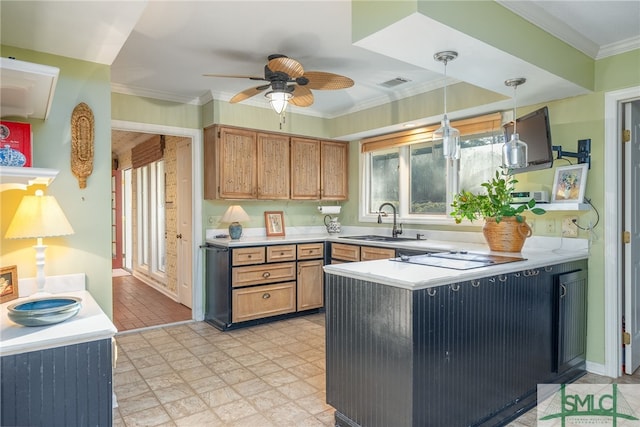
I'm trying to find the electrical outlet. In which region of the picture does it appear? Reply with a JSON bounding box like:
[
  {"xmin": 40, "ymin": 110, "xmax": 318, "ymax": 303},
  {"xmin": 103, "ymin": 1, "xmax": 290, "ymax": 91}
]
[
  {"xmin": 561, "ymin": 216, "xmax": 578, "ymax": 237},
  {"xmin": 545, "ymin": 220, "xmax": 556, "ymax": 234}
]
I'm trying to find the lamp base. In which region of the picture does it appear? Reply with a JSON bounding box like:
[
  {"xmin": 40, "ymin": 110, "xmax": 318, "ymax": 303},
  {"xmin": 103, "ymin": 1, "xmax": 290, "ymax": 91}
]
[{"xmin": 228, "ymin": 222, "xmax": 243, "ymax": 240}]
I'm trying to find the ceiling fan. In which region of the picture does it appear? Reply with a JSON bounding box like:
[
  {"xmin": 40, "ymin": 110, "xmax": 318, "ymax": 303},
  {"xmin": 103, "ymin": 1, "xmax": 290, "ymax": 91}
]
[{"xmin": 204, "ymin": 54, "xmax": 354, "ymax": 113}]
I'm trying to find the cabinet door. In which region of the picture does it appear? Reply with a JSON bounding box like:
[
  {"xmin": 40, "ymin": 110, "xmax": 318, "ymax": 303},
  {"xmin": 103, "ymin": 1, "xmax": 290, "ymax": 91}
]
[
  {"xmin": 360, "ymin": 246, "xmax": 395, "ymax": 261},
  {"xmin": 321, "ymin": 140, "xmax": 349, "ymax": 200},
  {"xmin": 219, "ymin": 127, "xmax": 257, "ymax": 199},
  {"xmin": 232, "ymin": 282, "xmax": 296, "ymax": 323},
  {"xmin": 257, "ymin": 133, "xmax": 290, "ymax": 199},
  {"xmin": 331, "ymin": 243, "xmax": 360, "ymax": 262},
  {"xmin": 290, "ymin": 137, "xmax": 320, "ymax": 199},
  {"xmin": 298, "ymin": 260, "xmax": 324, "ymax": 311},
  {"xmin": 556, "ymin": 269, "xmax": 588, "ymax": 373}
]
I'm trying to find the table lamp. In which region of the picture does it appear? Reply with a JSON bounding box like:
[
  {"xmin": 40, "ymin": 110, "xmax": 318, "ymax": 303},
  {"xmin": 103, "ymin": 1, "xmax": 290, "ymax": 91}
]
[
  {"xmin": 221, "ymin": 205, "xmax": 250, "ymax": 240},
  {"xmin": 5, "ymin": 189, "xmax": 74, "ymax": 293}
]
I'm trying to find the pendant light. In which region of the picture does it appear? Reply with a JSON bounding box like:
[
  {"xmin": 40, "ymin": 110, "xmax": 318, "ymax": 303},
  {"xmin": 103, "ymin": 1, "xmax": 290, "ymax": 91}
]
[
  {"xmin": 502, "ymin": 78, "xmax": 528, "ymax": 169},
  {"xmin": 433, "ymin": 51, "xmax": 460, "ymax": 160}
]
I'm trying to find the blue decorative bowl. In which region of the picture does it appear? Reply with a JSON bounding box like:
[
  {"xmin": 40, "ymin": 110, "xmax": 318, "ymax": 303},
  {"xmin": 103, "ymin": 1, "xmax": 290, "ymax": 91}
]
[{"xmin": 7, "ymin": 296, "xmax": 82, "ymax": 327}]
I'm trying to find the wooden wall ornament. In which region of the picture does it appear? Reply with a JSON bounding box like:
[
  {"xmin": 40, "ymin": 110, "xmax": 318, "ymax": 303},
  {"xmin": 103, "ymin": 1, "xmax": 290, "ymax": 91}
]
[{"xmin": 71, "ymin": 102, "xmax": 94, "ymax": 188}]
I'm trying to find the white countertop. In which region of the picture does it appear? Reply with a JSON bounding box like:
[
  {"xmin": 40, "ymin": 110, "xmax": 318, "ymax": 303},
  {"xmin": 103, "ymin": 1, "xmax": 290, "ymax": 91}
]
[
  {"xmin": 323, "ymin": 243, "xmax": 589, "ymax": 290},
  {"xmin": 0, "ymin": 277, "xmax": 117, "ymax": 357}
]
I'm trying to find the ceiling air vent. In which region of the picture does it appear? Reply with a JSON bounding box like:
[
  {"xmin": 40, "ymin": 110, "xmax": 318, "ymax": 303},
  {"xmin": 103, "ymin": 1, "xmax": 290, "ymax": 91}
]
[{"xmin": 379, "ymin": 77, "xmax": 411, "ymax": 88}]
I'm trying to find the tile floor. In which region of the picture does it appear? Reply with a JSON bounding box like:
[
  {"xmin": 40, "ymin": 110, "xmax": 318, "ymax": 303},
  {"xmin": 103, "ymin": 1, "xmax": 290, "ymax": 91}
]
[
  {"xmin": 113, "ymin": 274, "xmax": 192, "ymax": 332},
  {"xmin": 112, "ymin": 313, "xmax": 639, "ymax": 427}
]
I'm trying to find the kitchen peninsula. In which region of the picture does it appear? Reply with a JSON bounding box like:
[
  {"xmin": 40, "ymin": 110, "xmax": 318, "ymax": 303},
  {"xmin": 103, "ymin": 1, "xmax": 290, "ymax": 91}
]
[{"xmin": 323, "ymin": 243, "xmax": 589, "ymax": 427}]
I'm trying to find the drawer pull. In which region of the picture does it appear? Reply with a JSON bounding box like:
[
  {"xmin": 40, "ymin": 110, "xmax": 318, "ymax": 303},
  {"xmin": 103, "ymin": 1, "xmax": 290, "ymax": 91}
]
[
  {"xmin": 262, "ymin": 293, "xmax": 271, "ymax": 299},
  {"xmin": 247, "ymin": 254, "xmax": 252, "ymax": 258},
  {"xmin": 280, "ymin": 252, "xmax": 285, "ymax": 256},
  {"xmin": 262, "ymin": 272, "xmax": 271, "ymax": 278}
]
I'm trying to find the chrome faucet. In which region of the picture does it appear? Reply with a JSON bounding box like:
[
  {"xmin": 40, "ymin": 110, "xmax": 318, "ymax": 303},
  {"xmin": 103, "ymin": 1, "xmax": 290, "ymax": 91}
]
[{"xmin": 377, "ymin": 203, "xmax": 402, "ymax": 238}]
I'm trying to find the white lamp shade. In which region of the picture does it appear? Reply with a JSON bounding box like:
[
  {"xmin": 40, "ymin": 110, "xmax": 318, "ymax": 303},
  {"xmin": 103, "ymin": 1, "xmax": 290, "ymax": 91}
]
[
  {"xmin": 221, "ymin": 205, "xmax": 250, "ymax": 224},
  {"xmin": 5, "ymin": 190, "xmax": 74, "ymax": 239}
]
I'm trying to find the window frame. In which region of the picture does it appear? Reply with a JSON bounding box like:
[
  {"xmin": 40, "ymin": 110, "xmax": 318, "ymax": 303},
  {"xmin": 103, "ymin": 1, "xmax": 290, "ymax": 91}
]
[{"xmin": 359, "ymin": 112, "xmax": 505, "ymax": 226}]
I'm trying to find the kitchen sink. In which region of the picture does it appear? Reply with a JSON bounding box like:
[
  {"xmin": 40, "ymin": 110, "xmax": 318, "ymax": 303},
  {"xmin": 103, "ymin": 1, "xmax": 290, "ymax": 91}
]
[{"xmin": 339, "ymin": 235, "xmax": 419, "ymax": 242}]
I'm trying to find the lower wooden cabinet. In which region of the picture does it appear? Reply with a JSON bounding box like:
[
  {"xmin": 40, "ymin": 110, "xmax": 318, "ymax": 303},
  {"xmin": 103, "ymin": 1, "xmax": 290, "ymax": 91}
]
[
  {"xmin": 297, "ymin": 260, "xmax": 324, "ymax": 310},
  {"xmin": 206, "ymin": 241, "xmax": 325, "ymax": 330},
  {"xmin": 331, "ymin": 242, "xmax": 395, "ymax": 263},
  {"xmin": 232, "ymin": 282, "xmax": 296, "ymax": 323}
]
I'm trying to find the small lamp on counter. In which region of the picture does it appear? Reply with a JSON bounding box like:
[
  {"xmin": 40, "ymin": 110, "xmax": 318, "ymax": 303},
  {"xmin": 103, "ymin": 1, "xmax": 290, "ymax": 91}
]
[
  {"xmin": 221, "ymin": 205, "xmax": 250, "ymax": 240},
  {"xmin": 5, "ymin": 189, "xmax": 75, "ymax": 294}
]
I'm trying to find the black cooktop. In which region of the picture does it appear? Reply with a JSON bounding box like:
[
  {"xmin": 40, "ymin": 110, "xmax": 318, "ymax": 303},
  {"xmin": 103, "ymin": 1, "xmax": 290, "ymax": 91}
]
[{"xmin": 391, "ymin": 251, "xmax": 526, "ymax": 270}]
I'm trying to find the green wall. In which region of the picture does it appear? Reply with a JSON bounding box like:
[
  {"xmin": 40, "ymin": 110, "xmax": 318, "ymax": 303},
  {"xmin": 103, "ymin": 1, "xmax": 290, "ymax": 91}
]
[
  {"xmin": 0, "ymin": 45, "xmax": 113, "ymax": 316},
  {"xmin": 3, "ymin": 14, "xmax": 638, "ymax": 366}
]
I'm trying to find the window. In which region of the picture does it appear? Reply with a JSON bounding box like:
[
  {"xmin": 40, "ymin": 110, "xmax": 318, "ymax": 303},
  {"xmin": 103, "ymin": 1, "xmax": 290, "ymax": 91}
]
[
  {"xmin": 361, "ymin": 113, "xmax": 504, "ymax": 223},
  {"xmin": 136, "ymin": 160, "xmax": 166, "ymax": 278}
]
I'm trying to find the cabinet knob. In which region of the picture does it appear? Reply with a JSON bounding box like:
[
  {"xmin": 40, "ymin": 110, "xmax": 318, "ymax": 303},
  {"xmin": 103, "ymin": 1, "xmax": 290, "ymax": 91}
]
[
  {"xmin": 280, "ymin": 252, "xmax": 284, "ymax": 256},
  {"xmin": 262, "ymin": 271, "xmax": 271, "ymax": 278},
  {"xmin": 247, "ymin": 254, "xmax": 252, "ymax": 258},
  {"xmin": 262, "ymin": 293, "xmax": 271, "ymax": 299}
]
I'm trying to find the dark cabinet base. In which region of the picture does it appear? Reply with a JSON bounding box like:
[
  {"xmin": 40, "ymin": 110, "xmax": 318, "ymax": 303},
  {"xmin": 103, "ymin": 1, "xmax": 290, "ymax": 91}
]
[
  {"xmin": 326, "ymin": 260, "xmax": 588, "ymax": 427},
  {"xmin": 1, "ymin": 339, "xmax": 113, "ymax": 427}
]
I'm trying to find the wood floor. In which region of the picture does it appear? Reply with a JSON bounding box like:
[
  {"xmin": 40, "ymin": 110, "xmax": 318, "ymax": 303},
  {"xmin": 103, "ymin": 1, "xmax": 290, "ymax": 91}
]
[{"xmin": 112, "ymin": 273, "xmax": 192, "ymax": 332}]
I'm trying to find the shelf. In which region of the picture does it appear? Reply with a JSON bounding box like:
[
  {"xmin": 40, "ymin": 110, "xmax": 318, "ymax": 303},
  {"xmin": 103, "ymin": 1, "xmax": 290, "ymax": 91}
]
[
  {"xmin": 0, "ymin": 166, "xmax": 58, "ymax": 191},
  {"xmin": 1, "ymin": 57, "xmax": 59, "ymax": 120},
  {"xmin": 512, "ymin": 202, "xmax": 589, "ymax": 211}
]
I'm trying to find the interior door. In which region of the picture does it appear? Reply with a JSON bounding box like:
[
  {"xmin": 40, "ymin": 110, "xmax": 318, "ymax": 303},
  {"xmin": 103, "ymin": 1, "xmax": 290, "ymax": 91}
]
[
  {"xmin": 111, "ymin": 170, "xmax": 123, "ymax": 269},
  {"xmin": 624, "ymin": 100, "xmax": 640, "ymax": 374},
  {"xmin": 177, "ymin": 139, "xmax": 193, "ymax": 308}
]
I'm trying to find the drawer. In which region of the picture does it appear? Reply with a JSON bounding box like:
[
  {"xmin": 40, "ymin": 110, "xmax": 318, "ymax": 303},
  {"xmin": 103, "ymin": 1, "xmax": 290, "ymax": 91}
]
[
  {"xmin": 360, "ymin": 246, "xmax": 396, "ymax": 261},
  {"xmin": 297, "ymin": 243, "xmax": 324, "ymax": 260},
  {"xmin": 331, "ymin": 243, "xmax": 360, "ymax": 262},
  {"xmin": 232, "ymin": 282, "xmax": 296, "ymax": 323},
  {"xmin": 232, "ymin": 247, "xmax": 266, "ymax": 266},
  {"xmin": 232, "ymin": 262, "xmax": 296, "ymax": 287},
  {"xmin": 266, "ymin": 245, "xmax": 296, "ymax": 262}
]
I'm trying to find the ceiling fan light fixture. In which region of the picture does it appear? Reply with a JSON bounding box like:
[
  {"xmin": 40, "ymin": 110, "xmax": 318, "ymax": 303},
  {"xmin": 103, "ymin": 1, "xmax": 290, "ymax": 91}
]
[
  {"xmin": 433, "ymin": 50, "xmax": 460, "ymax": 160},
  {"xmin": 265, "ymin": 90, "xmax": 292, "ymax": 114}
]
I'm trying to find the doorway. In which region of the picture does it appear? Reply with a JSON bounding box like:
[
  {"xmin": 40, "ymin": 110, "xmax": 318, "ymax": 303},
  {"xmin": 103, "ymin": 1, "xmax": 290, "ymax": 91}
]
[
  {"xmin": 111, "ymin": 120, "xmax": 204, "ymax": 330},
  {"xmin": 604, "ymin": 87, "xmax": 640, "ymax": 377}
]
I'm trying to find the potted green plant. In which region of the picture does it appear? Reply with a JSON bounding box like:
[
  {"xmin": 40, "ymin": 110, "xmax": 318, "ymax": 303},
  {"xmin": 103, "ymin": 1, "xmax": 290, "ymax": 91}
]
[{"xmin": 450, "ymin": 167, "xmax": 545, "ymax": 252}]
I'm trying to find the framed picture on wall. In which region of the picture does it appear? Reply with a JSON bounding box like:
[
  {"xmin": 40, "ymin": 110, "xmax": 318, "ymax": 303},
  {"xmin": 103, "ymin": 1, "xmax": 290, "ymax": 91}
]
[
  {"xmin": 551, "ymin": 164, "xmax": 588, "ymax": 203},
  {"xmin": 0, "ymin": 265, "xmax": 19, "ymax": 303},
  {"xmin": 264, "ymin": 211, "xmax": 285, "ymax": 237}
]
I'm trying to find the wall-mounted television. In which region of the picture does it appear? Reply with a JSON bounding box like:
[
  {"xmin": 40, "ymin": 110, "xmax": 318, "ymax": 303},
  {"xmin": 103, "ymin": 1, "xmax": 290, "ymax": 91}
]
[{"xmin": 503, "ymin": 106, "xmax": 553, "ymax": 174}]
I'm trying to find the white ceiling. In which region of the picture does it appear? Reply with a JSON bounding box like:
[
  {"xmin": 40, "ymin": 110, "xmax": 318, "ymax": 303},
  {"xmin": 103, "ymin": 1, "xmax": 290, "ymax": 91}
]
[{"xmin": 1, "ymin": 1, "xmax": 639, "ymax": 123}]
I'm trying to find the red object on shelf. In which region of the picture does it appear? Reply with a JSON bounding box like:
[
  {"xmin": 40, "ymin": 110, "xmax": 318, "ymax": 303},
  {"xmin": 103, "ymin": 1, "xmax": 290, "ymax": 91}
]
[{"xmin": 0, "ymin": 121, "xmax": 32, "ymax": 167}]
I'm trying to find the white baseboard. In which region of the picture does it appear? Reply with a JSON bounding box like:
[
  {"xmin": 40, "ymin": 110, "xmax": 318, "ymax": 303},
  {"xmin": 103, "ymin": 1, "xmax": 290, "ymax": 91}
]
[{"xmin": 585, "ymin": 360, "xmax": 609, "ymax": 377}]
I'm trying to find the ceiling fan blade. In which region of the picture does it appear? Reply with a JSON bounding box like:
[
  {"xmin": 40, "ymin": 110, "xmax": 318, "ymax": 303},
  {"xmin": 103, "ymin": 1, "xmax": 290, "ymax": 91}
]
[
  {"xmin": 230, "ymin": 86, "xmax": 267, "ymax": 103},
  {"xmin": 289, "ymin": 85, "xmax": 314, "ymax": 107},
  {"xmin": 304, "ymin": 71, "xmax": 354, "ymax": 90},
  {"xmin": 203, "ymin": 73, "xmax": 266, "ymax": 81},
  {"xmin": 268, "ymin": 56, "xmax": 304, "ymax": 78}
]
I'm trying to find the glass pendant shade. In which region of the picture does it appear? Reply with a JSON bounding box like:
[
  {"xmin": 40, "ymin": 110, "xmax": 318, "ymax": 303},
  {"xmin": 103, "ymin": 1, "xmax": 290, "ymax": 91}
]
[
  {"xmin": 502, "ymin": 77, "xmax": 528, "ymax": 169},
  {"xmin": 433, "ymin": 51, "xmax": 460, "ymax": 160},
  {"xmin": 502, "ymin": 133, "xmax": 528, "ymax": 169},
  {"xmin": 434, "ymin": 115, "xmax": 460, "ymax": 160},
  {"xmin": 266, "ymin": 91, "xmax": 292, "ymax": 114}
]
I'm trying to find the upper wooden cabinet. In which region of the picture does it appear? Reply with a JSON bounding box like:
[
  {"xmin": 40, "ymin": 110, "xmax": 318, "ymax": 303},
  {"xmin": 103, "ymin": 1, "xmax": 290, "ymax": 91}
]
[
  {"xmin": 290, "ymin": 137, "xmax": 320, "ymax": 200},
  {"xmin": 257, "ymin": 132, "xmax": 290, "ymax": 200},
  {"xmin": 321, "ymin": 140, "xmax": 349, "ymax": 200},
  {"xmin": 204, "ymin": 124, "xmax": 348, "ymax": 201}
]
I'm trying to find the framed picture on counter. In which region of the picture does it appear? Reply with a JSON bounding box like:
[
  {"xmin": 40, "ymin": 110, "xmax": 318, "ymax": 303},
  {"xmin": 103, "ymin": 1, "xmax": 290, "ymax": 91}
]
[
  {"xmin": 0, "ymin": 265, "xmax": 19, "ymax": 303},
  {"xmin": 551, "ymin": 164, "xmax": 588, "ymax": 203},
  {"xmin": 264, "ymin": 211, "xmax": 285, "ymax": 236}
]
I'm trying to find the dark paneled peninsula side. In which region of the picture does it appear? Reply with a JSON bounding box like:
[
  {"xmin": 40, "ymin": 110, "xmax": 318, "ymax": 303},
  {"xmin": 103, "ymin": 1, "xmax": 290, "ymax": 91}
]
[{"xmin": 325, "ymin": 259, "xmax": 588, "ymax": 427}]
